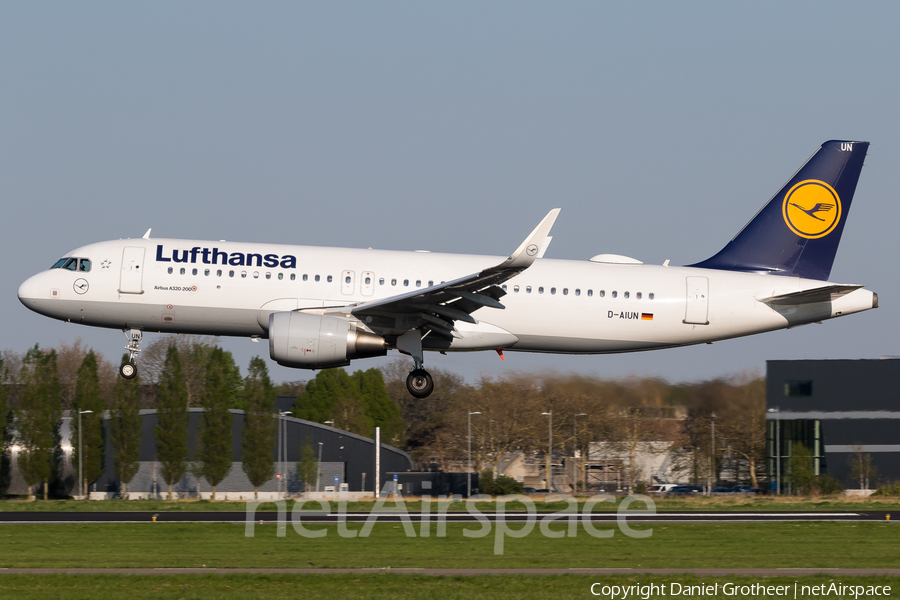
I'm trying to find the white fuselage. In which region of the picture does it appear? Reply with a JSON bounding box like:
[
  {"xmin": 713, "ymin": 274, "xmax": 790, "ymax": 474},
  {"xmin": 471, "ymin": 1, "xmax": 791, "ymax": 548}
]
[{"xmin": 17, "ymin": 238, "xmax": 876, "ymax": 360}]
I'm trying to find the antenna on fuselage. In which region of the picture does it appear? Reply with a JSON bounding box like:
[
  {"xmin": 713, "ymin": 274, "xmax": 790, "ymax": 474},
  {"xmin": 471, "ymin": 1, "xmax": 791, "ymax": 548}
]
[{"xmin": 142, "ymin": 228, "xmax": 152, "ymax": 239}]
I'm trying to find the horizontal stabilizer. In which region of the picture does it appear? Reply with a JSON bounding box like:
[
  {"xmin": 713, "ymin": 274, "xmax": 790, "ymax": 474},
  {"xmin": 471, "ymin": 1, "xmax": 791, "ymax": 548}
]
[{"xmin": 758, "ymin": 284, "xmax": 864, "ymax": 306}]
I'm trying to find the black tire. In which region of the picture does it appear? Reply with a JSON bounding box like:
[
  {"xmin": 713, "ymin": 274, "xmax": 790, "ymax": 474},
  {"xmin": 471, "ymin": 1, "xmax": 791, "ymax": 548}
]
[
  {"xmin": 120, "ymin": 361, "xmax": 137, "ymax": 379},
  {"xmin": 406, "ymin": 369, "xmax": 434, "ymax": 398}
]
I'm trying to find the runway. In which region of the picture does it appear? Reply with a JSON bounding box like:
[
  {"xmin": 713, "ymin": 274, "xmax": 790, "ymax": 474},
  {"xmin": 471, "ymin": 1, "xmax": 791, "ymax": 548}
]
[{"xmin": 0, "ymin": 510, "xmax": 894, "ymax": 523}]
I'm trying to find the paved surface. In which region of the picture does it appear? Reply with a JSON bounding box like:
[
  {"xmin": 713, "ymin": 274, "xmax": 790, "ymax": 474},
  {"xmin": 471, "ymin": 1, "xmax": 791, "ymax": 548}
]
[
  {"xmin": 0, "ymin": 568, "xmax": 898, "ymax": 576},
  {"xmin": 0, "ymin": 510, "xmax": 895, "ymax": 523}
]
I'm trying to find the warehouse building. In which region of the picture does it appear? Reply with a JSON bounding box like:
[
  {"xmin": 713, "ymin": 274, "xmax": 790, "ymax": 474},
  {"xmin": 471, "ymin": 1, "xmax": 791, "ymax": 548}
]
[{"xmin": 766, "ymin": 358, "xmax": 900, "ymax": 492}]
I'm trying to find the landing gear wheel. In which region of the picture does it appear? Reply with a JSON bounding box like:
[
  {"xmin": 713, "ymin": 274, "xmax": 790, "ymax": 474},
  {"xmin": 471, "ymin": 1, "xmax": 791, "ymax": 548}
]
[
  {"xmin": 120, "ymin": 361, "xmax": 137, "ymax": 379},
  {"xmin": 406, "ymin": 369, "xmax": 434, "ymax": 398}
]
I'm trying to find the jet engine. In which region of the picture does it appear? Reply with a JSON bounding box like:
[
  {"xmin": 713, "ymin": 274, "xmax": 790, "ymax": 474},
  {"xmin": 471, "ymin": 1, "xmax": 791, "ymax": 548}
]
[{"xmin": 268, "ymin": 311, "xmax": 386, "ymax": 369}]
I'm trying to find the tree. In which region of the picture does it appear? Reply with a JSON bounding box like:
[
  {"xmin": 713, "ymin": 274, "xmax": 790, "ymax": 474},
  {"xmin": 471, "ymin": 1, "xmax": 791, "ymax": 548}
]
[
  {"xmin": 154, "ymin": 346, "xmax": 189, "ymax": 499},
  {"xmin": 293, "ymin": 368, "xmax": 353, "ymax": 423},
  {"xmin": 198, "ymin": 347, "xmax": 237, "ymax": 499},
  {"xmin": 788, "ymin": 443, "xmax": 816, "ymax": 495},
  {"xmin": 0, "ymin": 355, "xmax": 10, "ymax": 491},
  {"xmin": 241, "ymin": 357, "xmax": 276, "ymax": 499},
  {"xmin": 353, "ymin": 369, "xmax": 405, "ymax": 445},
  {"xmin": 109, "ymin": 354, "xmax": 143, "ymax": 498},
  {"xmin": 296, "ymin": 437, "xmax": 319, "ymax": 494},
  {"xmin": 849, "ymin": 445, "xmax": 877, "ymax": 491},
  {"xmin": 17, "ymin": 345, "xmax": 62, "ymax": 499},
  {"xmin": 72, "ymin": 350, "xmax": 106, "ymax": 496}
]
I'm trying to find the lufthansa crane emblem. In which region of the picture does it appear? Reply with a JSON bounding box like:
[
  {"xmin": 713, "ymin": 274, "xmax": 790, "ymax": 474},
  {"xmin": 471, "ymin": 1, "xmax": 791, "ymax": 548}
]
[
  {"xmin": 526, "ymin": 244, "xmax": 539, "ymax": 257},
  {"xmin": 73, "ymin": 278, "xmax": 89, "ymax": 295}
]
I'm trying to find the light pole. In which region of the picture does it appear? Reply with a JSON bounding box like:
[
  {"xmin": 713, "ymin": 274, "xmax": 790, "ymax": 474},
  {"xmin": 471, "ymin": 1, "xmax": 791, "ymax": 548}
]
[
  {"xmin": 542, "ymin": 411, "xmax": 553, "ymax": 491},
  {"xmin": 78, "ymin": 410, "xmax": 93, "ymax": 500},
  {"xmin": 710, "ymin": 412, "xmax": 717, "ymax": 495},
  {"xmin": 573, "ymin": 413, "xmax": 587, "ymax": 494},
  {"xmin": 317, "ymin": 442, "xmax": 323, "ymax": 492},
  {"xmin": 467, "ymin": 411, "xmax": 481, "ymax": 497},
  {"xmin": 768, "ymin": 407, "xmax": 780, "ymax": 495},
  {"xmin": 278, "ymin": 411, "xmax": 290, "ymax": 498}
]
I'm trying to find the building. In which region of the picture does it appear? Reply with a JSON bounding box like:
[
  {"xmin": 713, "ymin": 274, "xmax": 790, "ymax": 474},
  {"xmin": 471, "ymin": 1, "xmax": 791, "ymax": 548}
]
[
  {"xmin": 766, "ymin": 358, "xmax": 900, "ymax": 492},
  {"xmin": 4, "ymin": 406, "xmax": 413, "ymax": 499}
]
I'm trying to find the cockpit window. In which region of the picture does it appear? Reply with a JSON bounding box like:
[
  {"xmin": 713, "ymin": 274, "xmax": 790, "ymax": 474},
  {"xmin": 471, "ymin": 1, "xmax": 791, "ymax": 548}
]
[{"xmin": 51, "ymin": 257, "xmax": 90, "ymax": 272}]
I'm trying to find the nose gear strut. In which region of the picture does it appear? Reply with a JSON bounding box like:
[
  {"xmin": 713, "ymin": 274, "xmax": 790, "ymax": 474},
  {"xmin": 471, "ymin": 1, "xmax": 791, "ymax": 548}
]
[{"xmin": 120, "ymin": 328, "xmax": 142, "ymax": 379}]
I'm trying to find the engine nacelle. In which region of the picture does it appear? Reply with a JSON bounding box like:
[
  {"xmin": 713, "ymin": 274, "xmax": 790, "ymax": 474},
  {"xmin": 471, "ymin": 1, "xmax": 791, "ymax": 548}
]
[{"xmin": 268, "ymin": 311, "xmax": 386, "ymax": 369}]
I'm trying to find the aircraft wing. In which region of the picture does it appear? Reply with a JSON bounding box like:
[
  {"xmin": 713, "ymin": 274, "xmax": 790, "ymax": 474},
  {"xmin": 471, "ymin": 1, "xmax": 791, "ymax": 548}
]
[
  {"xmin": 757, "ymin": 284, "xmax": 864, "ymax": 306},
  {"xmin": 319, "ymin": 209, "xmax": 560, "ymax": 339}
]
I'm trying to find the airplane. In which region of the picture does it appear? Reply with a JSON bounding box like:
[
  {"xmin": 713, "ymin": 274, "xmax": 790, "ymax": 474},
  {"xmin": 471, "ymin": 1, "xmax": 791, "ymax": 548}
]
[{"xmin": 18, "ymin": 140, "xmax": 877, "ymax": 398}]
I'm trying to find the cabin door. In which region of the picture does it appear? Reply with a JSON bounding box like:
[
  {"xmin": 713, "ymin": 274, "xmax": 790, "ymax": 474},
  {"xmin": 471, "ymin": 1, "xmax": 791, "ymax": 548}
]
[{"xmin": 684, "ymin": 276, "xmax": 709, "ymax": 325}]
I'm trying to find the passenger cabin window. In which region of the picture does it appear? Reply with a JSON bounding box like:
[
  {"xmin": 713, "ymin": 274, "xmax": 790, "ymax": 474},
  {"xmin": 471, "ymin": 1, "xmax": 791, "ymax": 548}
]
[
  {"xmin": 266, "ymin": 272, "xmax": 271, "ymax": 279},
  {"xmin": 167, "ymin": 267, "xmax": 173, "ymax": 274},
  {"xmin": 379, "ymin": 278, "xmax": 385, "ymax": 285},
  {"xmin": 587, "ymin": 290, "xmax": 593, "ymax": 297},
  {"xmin": 649, "ymin": 293, "xmax": 654, "ymax": 300},
  {"xmin": 624, "ymin": 291, "xmax": 630, "ymax": 299},
  {"xmin": 428, "ymin": 280, "xmax": 434, "ymax": 287},
  {"xmin": 636, "ymin": 292, "xmax": 642, "ymax": 299},
  {"xmin": 403, "ymin": 279, "xmax": 409, "ymax": 287},
  {"xmin": 599, "ymin": 290, "xmax": 606, "ymax": 297},
  {"xmin": 204, "ymin": 269, "xmax": 210, "ymax": 276},
  {"xmin": 575, "ymin": 289, "xmax": 580, "ymax": 296},
  {"xmin": 526, "ymin": 286, "xmax": 532, "ymax": 293},
  {"xmin": 538, "ymin": 286, "xmax": 544, "ymax": 294},
  {"xmin": 315, "ymin": 275, "xmax": 320, "ymax": 282},
  {"xmin": 303, "ymin": 274, "xmax": 308, "ymax": 281},
  {"xmin": 278, "ymin": 273, "xmax": 283, "ymax": 280},
  {"xmin": 612, "ymin": 291, "xmax": 618, "ymax": 298},
  {"xmin": 416, "ymin": 280, "xmax": 421, "ymax": 287},
  {"xmin": 327, "ymin": 275, "xmax": 333, "ymax": 283},
  {"xmin": 192, "ymin": 268, "xmax": 198, "ymax": 276},
  {"xmin": 180, "ymin": 268, "xmax": 186, "ymax": 275},
  {"xmin": 514, "ymin": 285, "xmax": 519, "ymax": 293},
  {"xmin": 217, "ymin": 269, "xmax": 223, "ymax": 277},
  {"xmin": 290, "ymin": 274, "xmax": 296, "ymax": 281}
]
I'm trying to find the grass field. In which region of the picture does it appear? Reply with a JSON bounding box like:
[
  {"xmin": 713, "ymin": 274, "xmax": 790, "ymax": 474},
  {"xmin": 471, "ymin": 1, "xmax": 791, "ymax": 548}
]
[
  {"xmin": 1, "ymin": 520, "xmax": 897, "ymax": 598},
  {"xmin": 0, "ymin": 574, "xmax": 898, "ymax": 600},
  {"xmin": 0, "ymin": 522, "xmax": 896, "ymax": 569},
  {"xmin": 2, "ymin": 495, "xmax": 899, "ymax": 512}
]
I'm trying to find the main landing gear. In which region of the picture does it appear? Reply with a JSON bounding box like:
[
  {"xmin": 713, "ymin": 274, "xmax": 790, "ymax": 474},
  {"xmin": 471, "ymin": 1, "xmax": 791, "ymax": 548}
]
[
  {"xmin": 398, "ymin": 330, "xmax": 434, "ymax": 399},
  {"xmin": 119, "ymin": 328, "xmax": 142, "ymax": 379},
  {"xmin": 406, "ymin": 368, "xmax": 434, "ymax": 398}
]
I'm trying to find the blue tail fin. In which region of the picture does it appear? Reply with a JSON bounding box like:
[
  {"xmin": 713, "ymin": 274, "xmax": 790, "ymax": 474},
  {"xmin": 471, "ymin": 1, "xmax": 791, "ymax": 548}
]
[{"xmin": 689, "ymin": 140, "xmax": 869, "ymax": 280}]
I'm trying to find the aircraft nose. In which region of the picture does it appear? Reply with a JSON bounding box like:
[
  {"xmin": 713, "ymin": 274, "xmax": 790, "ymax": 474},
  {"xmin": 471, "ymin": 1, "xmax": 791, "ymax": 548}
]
[{"xmin": 18, "ymin": 273, "xmax": 45, "ymax": 306}]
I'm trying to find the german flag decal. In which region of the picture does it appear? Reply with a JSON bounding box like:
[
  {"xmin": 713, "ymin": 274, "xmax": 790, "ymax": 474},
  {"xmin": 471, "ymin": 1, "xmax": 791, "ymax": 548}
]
[{"xmin": 641, "ymin": 313, "xmax": 654, "ymax": 321}]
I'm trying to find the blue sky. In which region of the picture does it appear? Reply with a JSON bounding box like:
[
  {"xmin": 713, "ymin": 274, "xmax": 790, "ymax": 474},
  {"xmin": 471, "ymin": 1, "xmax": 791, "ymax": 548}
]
[{"xmin": 2, "ymin": 2, "xmax": 897, "ymax": 384}]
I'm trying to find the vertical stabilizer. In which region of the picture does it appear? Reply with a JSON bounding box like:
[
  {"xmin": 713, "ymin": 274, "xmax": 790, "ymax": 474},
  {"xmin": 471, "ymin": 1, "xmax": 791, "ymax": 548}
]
[{"xmin": 690, "ymin": 140, "xmax": 868, "ymax": 280}]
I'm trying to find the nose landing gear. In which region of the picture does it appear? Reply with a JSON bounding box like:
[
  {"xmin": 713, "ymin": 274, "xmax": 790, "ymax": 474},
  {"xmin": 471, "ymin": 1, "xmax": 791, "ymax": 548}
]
[{"xmin": 119, "ymin": 328, "xmax": 142, "ymax": 379}]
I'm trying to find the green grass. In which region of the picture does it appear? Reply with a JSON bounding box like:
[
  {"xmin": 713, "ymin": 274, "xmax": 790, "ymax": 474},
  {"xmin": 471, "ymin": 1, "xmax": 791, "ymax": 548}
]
[
  {"xmin": 0, "ymin": 522, "xmax": 897, "ymax": 569},
  {"xmin": 0, "ymin": 575, "xmax": 898, "ymax": 600},
  {"xmin": 2, "ymin": 495, "xmax": 900, "ymax": 512}
]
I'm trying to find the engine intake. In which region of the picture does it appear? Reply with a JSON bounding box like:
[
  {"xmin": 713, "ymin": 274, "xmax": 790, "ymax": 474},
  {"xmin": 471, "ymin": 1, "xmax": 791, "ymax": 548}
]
[{"xmin": 268, "ymin": 311, "xmax": 386, "ymax": 369}]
